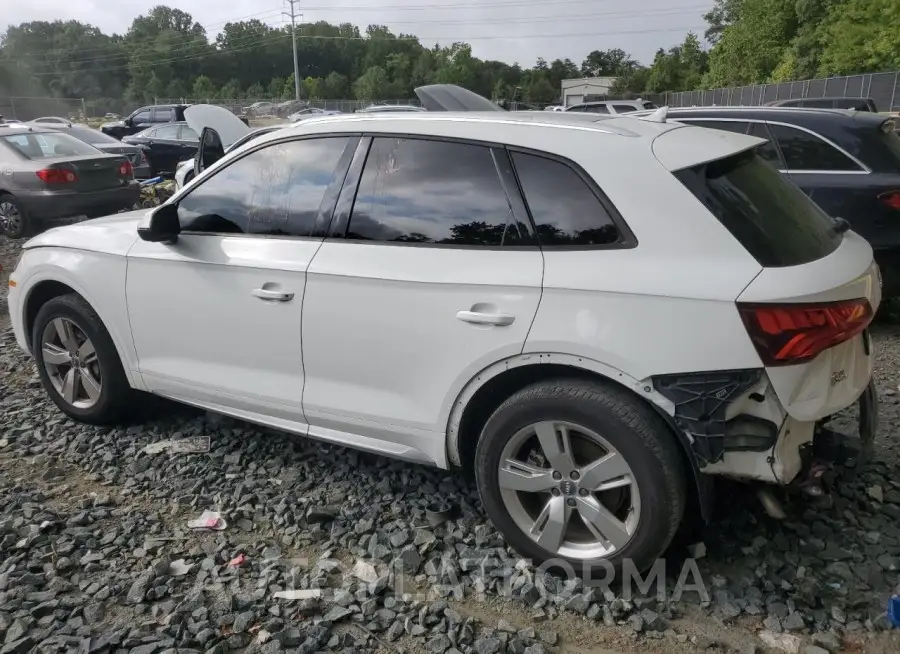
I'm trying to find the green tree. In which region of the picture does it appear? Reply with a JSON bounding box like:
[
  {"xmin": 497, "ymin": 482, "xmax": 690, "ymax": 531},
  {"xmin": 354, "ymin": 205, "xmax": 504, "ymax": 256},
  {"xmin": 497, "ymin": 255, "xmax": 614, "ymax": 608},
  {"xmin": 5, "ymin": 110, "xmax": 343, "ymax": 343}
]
[
  {"xmin": 527, "ymin": 77, "xmax": 556, "ymax": 104},
  {"xmin": 192, "ymin": 74, "xmax": 215, "ymax": 98},
  {"xmin": 353, "ymin": 65, "xmax": 389, "ymax": 99},
  {"xmin": 580, "ymin": 48, "xmax": 638, "ymax": 77},
  {"xmin": 220, "ymin": 78, "xmax": 242, "ymax": 99},
  {"xmin": 321, "ymin": 72, "xmax": 349, "ymax": 98},
  {"xmin": 268, "ymin": 77, "xmax": 285, "ymax": 99},
  {"xmin": 818, "ymin": 0, "xmax": 900, "ymax": 75},
  {"xmin": 246, "ymin": 82, "xmax": 265, "ymax": 98},
  {"xmin": 703, "ymin": 0, "xmax": 744, "ymax": 45}
]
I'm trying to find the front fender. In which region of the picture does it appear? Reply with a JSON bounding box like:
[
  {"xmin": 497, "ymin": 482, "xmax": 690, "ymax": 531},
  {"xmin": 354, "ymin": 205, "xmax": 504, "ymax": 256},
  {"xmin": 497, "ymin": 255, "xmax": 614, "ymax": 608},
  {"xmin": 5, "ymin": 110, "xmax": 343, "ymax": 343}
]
[{"xmin": 15, "ymin": 248, "xmax": 145, "ymax": 391}]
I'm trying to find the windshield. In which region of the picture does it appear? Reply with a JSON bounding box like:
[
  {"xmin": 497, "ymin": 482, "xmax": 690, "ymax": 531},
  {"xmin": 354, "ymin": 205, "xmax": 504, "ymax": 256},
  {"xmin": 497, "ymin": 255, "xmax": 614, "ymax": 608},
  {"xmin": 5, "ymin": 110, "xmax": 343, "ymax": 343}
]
[
  {"xmin": 674, "ymin": 149, "xmax": 842, "ymax": 267},
  {"xmin": 1, "ymin": 131, "xmax": 99, "ymax": 159},
  {"xmin": 65, "ymin": 126, "xmax": 121, "ymax": 145}
]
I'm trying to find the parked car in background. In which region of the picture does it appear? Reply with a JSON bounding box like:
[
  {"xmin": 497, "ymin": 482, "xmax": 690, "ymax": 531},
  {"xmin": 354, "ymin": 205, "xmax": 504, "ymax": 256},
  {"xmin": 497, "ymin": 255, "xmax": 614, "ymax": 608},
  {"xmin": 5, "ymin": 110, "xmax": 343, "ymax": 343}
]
[
  {"xmin": 566, "ymin": 100, "xmax": 658, "ymax": 114},
  {"xmin": 765, "ymin": 97, "xmax": 879, "ymax": 112},
  {"xmin": 32, "ymin": 116, "xmax": 74, "ymax": 125},
  {"xmin": 242, "ymin": 101, "xmax": 275, "ymax": 116},
  {"xmin": 289, "ymin": 107, "xmax": 342, "ymax": 122},
  {"xmin": 0, "ymin": 123, "xmax": 138, "ymax": 238},
  {"xmin": 33, "ymin": 123, "xmax": 150, "ymax": 179},
  {"xmin": 122, "ymin": 122, "xmax": 199, "ymax": 177},
  {"xmin": 101, "ymin": 104, "xmax": 188, "ymax": 140},
  {"xmin": 661, "ymin": 106, "xmax": 900, "ymax": 295},
  {"xmin": 7, "ymin": 86, "xmax": 880, "ymax": 577}
]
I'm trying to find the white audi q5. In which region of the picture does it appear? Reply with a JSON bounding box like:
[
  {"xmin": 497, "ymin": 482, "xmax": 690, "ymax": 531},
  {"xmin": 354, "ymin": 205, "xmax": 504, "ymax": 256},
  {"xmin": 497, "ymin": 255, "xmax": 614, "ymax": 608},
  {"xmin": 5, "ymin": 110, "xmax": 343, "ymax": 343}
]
[{"xmin": 6, "ymin": 85, "xmax": 880, "ymax": 575}]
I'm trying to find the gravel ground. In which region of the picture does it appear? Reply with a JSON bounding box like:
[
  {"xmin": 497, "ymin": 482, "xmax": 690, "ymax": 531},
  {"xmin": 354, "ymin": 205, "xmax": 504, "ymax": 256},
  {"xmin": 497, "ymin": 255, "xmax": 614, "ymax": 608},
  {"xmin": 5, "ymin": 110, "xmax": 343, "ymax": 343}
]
[{"xmin": 2, "ymin": 234, "xmax": 900, "ymax": 654}]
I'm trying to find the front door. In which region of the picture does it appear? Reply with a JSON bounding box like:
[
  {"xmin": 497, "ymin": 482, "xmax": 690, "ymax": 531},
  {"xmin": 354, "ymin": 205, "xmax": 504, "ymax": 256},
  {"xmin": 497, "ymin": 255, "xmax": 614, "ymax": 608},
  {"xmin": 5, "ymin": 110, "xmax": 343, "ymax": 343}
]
[
  {"xmin": 301, "ymin": 136, "xmax": 544, "ymax": 465},
  {"xmin": 126, "ymin": 134, "xmax": 358, "ymax": 424}
]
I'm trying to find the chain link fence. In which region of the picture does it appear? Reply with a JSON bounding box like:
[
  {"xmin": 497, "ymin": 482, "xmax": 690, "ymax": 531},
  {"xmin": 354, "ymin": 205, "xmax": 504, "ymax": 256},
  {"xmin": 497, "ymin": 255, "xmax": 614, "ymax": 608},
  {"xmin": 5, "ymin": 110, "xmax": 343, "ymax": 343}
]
[{"xmin": 663, "ymin": 71, "xmax": 900, "ymax": 113}]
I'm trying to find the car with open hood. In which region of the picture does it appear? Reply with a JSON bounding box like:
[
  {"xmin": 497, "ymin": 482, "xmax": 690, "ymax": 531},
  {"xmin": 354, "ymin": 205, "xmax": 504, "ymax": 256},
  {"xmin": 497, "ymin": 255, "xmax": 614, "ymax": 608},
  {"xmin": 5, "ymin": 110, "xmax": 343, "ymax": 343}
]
[{"xmin": 6, "ymin": 85, "xmax": 880, "ymax": 578}]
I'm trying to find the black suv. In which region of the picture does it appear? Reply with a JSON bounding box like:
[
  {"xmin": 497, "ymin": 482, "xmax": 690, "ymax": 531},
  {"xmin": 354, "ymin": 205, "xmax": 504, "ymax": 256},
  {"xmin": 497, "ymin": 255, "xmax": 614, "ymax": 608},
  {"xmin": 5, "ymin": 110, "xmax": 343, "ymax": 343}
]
[
  {"xmin": 665, "ymin": 106, "xmax": 900, "ymax": 295},
  {"xmin": 101, "ymin": 104, "xmax": 189, "ymax": 140}
]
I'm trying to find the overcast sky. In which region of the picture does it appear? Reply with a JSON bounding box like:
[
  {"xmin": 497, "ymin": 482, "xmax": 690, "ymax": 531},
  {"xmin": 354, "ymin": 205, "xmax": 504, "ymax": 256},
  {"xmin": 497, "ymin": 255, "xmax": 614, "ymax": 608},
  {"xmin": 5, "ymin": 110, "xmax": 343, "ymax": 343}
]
[{"xmin": 4, "ymin": 0, "xmax": 714, "ymax": 66}]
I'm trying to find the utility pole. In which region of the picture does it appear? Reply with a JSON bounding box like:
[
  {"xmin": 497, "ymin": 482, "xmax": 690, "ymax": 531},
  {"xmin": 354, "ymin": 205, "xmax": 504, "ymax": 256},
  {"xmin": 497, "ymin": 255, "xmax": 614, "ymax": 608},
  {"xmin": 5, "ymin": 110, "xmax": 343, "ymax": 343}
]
[{"xmin": 283, "ymin": 0, "xmax": 302, "ymax": 101}]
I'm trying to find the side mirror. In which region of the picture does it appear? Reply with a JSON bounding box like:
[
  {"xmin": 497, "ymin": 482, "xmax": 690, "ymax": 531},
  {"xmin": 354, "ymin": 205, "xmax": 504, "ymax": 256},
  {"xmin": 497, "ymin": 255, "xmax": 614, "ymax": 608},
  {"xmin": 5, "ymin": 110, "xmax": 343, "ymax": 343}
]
[
  {"xmin": 195, "ymin": 127, "xmax": 225, "ymax": 176},
  {"xmin": 137, "ymin": 203, "xmax": 180, "ymax": 243}
]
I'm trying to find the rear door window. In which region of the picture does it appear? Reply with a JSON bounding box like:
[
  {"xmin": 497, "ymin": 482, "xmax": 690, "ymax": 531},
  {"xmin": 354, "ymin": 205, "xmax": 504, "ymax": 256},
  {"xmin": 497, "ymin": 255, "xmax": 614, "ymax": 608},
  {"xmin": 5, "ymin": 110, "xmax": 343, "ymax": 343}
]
[
  {"xmin": 584, "ymin": 105, "xmax": 609, "ymax": 114},
  {"xmin": 767, "ymin": 123, "xmax": 864, "ymax": 172},
  {"xmin": 153, "ymin": 124, "xmax": 181, "ymax": 140},
  {"xmin": 612, "ymin": 104, "xmax": 638, "ymax": 113},
  {"xmin": 346, "ymin": 137, "xmax": 529, "ymax": 246},
  {"xmin": 153, "ymin": 107, "xmax": 175, "ymax": 123},
  {"xmin": 673, "ymin": 149, "xmax": 841, "ymax": 267}
]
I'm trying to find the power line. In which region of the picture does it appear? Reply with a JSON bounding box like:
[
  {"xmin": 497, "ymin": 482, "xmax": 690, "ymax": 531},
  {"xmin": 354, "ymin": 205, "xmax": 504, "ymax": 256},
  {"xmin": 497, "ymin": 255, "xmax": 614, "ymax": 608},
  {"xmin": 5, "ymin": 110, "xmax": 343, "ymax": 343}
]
[
  {"xmin": 23, "ymin": 24, "xmax": 707, "ymax": 76},
  {"xmin": 299, "ymin": 0, "xmax": 699, "ymax": 11}
]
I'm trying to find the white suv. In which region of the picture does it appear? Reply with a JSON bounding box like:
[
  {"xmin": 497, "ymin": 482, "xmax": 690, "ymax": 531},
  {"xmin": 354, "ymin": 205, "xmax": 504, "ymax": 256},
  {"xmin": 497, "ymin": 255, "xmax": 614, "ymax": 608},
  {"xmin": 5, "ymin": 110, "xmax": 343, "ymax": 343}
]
[{"xmin": 6, "ymin": 89, "xmax": 880, "ymax": 575}]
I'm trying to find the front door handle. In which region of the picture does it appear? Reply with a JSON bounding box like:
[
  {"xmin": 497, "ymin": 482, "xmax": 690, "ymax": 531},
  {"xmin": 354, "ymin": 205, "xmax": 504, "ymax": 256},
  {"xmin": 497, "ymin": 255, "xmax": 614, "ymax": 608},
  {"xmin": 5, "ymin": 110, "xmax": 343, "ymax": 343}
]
[
  {"xmin": 253, "ymin": 287, "xmax": 294, "ymax": 302},
  {"xmin": 456, "ymin": 310, "xmax": 515, "ymax": 326}
]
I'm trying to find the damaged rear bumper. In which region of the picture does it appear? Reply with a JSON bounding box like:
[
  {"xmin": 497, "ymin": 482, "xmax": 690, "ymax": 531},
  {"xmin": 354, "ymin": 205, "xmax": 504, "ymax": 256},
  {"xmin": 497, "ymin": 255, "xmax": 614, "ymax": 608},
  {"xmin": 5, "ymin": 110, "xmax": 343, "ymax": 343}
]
[{"xmin": 652, "ymin": 369, "xmax": 878, "ymax": 486}]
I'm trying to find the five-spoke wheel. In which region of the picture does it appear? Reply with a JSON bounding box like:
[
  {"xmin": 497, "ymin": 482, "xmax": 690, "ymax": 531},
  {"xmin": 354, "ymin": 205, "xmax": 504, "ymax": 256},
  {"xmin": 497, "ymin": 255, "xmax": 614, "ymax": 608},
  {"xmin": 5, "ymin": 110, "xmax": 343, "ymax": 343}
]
[
  {"xmin": 41, "ymin": 317, "xmax": 103, "ymax": 408},
  {"xmin": 476, "ymin": 379, "xmax": 686, "ymax": 574}
]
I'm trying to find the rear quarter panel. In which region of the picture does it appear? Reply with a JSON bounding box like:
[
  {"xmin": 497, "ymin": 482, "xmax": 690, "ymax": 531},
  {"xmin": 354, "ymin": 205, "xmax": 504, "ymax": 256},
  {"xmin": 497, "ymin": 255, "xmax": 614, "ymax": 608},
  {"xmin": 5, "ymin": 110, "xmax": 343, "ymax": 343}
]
[{"xmin": 525, "ymin": 125, "xmax": 765, "ymax": 381}]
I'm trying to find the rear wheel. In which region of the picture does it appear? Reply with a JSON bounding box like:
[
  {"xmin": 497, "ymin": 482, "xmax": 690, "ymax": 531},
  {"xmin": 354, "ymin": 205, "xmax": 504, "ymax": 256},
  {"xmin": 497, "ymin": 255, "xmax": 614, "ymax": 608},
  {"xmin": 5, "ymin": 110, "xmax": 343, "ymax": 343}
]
[
  {"xmin": 0, "ymin": 194, "xmax": 31, "ymax": 239},
  {"xmin": 475, "ymin": 379, "xmax": 686, "ymax": 575},
  {"xmin": 32, "ymin": 294, "xmax": 133, "ymax": 424}
]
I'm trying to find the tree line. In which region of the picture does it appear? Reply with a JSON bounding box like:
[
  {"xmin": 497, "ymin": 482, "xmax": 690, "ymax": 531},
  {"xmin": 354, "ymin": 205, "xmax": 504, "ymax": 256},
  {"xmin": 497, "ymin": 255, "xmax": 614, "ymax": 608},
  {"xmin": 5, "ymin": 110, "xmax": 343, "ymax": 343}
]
[{"xmin": 0, "ymin": 1, "xmax": 896, "ymax": 115}]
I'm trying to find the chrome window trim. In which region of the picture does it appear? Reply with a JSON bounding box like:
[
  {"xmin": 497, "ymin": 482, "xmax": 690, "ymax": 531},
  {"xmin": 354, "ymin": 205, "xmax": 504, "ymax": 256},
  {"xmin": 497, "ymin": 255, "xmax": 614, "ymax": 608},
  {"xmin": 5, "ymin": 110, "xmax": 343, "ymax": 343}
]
[{"xmin": 674, "ymin": 117, "xmax": 870, "ymax": 174}]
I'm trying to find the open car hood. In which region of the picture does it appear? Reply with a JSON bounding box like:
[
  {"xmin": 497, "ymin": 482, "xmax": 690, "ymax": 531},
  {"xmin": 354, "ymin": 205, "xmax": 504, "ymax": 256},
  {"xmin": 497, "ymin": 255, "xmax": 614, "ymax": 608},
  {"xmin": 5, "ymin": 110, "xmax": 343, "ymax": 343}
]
[
  {"xmin": 184, "ymin": 104, "xmax": 250, "ymax": 150},
  {"xmin": 413, "ymin": 84, "xmax": 505, "ymax": 112}
]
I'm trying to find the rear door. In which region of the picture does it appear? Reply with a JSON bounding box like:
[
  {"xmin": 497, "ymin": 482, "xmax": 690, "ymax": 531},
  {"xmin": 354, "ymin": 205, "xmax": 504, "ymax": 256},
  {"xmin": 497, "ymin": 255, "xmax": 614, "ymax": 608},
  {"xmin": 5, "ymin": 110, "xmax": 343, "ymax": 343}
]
[{"xmin": 300, "ymin": 135, "xmax": 543, "ymax": 465}]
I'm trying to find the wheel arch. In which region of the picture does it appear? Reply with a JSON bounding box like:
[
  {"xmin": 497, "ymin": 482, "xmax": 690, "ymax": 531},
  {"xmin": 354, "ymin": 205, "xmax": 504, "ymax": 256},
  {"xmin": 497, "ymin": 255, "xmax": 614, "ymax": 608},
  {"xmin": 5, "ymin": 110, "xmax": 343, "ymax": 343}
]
[
  {"xmin": 446, "ymin": 353, "xmax": 713, "ymax": 521},
  {"xmin": 21, "ymin": 273, "xmax": 144, "ymax": 391}
]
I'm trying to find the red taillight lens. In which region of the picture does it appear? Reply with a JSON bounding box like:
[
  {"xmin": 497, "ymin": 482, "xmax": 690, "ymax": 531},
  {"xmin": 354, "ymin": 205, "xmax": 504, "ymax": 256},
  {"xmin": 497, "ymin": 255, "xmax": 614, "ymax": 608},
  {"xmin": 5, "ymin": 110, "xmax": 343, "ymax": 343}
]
[
  {"xmin": 119, "ymin": 160, "xmax": 133, "ymax": 177},
  {"xmin": 738, "ymin": 299, "xmax": 873, "ymax": 366},
  {"xmin": 36, "ymin": 168, "xmax": 77, "ymax": 184},
  {"xmin": 879, "ymin": 190, "xmax": 900, "ymax": 211}
]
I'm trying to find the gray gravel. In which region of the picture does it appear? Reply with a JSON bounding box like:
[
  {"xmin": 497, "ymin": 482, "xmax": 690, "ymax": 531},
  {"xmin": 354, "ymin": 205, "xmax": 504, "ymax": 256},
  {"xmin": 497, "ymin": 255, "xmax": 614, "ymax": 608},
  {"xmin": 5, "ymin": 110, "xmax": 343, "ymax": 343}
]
[{"xmin": 2, "ymin": 234, "xmax": 900, "ymax": 653}]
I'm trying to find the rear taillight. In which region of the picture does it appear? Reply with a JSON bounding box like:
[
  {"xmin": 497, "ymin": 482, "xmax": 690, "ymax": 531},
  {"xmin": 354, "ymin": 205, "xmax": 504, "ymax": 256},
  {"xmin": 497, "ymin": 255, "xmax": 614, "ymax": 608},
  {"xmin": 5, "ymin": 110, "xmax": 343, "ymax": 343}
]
[
  {"xmin": 119, "ymin": 160, "xmax": 133, "ymax": 177},
  {"xmin": 738, "ymin": 299, "xmax": 873, "ymax": 366},
  {"xmin": 879, "ymin": 190, "xmax": 900, "ymax": 211},
  {"xmin": 36, "ymin": 168, "xmax": 77, "ymax": 184}
]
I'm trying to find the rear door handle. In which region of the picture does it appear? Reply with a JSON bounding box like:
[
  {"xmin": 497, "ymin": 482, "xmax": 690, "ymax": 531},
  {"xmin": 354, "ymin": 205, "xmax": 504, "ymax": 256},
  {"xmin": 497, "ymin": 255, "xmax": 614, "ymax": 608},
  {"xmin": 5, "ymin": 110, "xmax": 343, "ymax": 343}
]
[
  {"xmin": 456, "ymin": 310, "xmax": 515, "ymax": 326},
  {"xmin": 252, "ymin": 287, "xmax": 294, "ymax": 302}
]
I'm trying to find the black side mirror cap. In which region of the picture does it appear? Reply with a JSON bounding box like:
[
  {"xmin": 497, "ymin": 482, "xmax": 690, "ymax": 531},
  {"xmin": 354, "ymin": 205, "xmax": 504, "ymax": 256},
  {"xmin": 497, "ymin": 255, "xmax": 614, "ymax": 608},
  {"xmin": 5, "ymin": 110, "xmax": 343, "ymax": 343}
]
[{"xmin": 138, "ymin": 203, "xmax": 180, "ymax": 243}]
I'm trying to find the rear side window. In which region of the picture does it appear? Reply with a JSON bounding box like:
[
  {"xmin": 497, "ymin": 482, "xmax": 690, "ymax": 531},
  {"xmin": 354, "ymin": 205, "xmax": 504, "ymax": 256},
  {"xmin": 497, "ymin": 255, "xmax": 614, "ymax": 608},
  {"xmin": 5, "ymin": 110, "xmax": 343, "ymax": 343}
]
[
  {"xmin": 512, "ymin": 151, "xmax": 622, "ymax": 246},
  {"xmin": 674, "ymin": 150, "xmax": 841, "ymax": 267},
  {"xmin": 767, "ymin": 124, "xmax": 863, "ymax": 172},
  {"xmin": 584, "ymin": 105, "xmax": 609, "ymax": 114},
  {"xmin": 346, "ymin": 137, "xmax": 529, "ymax": 246},
  {"xmin": 154, "ymin": 107, "xmax": 174, "ymax": 122},
  {"xmin": 612, "ymin": 104, "xmax": 638, "ymax": 113},
  {"xmin": 747, "ymin": 123, "xmax": 784, "ymax": 167}
]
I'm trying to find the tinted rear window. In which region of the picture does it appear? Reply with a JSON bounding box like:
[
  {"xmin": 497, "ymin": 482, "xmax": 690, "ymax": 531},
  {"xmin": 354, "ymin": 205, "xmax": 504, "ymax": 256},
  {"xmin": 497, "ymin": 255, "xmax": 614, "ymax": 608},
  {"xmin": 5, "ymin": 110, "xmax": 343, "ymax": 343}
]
[
  {"xmin": 66, "ymin": 126, "xmax": 120, "ymax": 145},
  {"xmin": 674, "ymin": 150, "xmax": 841, "ymax": 267}
]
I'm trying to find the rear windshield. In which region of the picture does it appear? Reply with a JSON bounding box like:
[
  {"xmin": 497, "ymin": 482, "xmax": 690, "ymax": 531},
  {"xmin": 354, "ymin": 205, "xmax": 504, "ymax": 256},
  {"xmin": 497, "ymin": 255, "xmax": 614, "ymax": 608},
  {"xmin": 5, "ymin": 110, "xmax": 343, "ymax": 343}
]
[
  {"xmin": 1, "ymin": 131, "xmax": 99, "ymax": 159},
  {"xmin": 65, "ymin": 126, "xmax": 121, "ymax": 145},
  {"xmin": 674, "ymin": 149, "xmax": 842, "ymax": 267}
]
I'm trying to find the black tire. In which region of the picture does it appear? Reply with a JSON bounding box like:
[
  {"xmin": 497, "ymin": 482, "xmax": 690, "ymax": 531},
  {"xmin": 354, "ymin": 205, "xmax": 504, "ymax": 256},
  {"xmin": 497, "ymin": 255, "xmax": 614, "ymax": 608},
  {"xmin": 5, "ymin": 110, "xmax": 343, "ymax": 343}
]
[
  {"xmin": 183, "ymin": 170, "xmax": 194, "ymax": 186},
  {"xmin": 0, "ymin": 193, "xmax": 33, "ymax": 239},
  {"xmin": 32, "ymin": 293, "xmax": 133, "ymax": 424},
  {"xmin": 475, "ymin": 378, "xmax": 686, "ymax": 576}
]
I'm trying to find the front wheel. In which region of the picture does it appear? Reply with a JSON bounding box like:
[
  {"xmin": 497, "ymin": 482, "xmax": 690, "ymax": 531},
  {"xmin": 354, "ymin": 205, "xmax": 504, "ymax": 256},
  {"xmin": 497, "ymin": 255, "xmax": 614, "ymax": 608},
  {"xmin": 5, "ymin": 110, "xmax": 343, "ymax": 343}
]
[
  {"xmin": 475, "ymin": 379, "xmax": 686, "ymax": 576},
  {"xmin": 32, "ymin": 294, "xmax": 133, "ymax": 424}
]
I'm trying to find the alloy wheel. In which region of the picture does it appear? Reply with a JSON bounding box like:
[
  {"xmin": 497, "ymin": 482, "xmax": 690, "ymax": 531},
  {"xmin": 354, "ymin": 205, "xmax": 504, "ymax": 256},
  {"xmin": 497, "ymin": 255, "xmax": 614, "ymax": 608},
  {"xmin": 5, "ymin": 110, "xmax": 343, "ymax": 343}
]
[
  {"xmin": 497, "ymin": 420, "xmax": 641, "ymax": 560},
  {"xmin": 40, "ymin": 317, "xmax": 102, "ymax": 409},
  {"xmin": 0, "ymin": 201, "xmax": 21, "ymax": 235}
]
